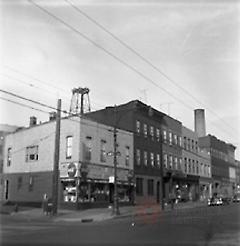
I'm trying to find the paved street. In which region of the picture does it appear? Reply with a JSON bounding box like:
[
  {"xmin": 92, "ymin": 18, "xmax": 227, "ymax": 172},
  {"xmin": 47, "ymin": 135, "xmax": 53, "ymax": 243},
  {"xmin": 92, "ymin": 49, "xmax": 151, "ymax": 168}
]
[{"xmin": 1, "ymin": 203, "xmax": 240, "ymax": 246}]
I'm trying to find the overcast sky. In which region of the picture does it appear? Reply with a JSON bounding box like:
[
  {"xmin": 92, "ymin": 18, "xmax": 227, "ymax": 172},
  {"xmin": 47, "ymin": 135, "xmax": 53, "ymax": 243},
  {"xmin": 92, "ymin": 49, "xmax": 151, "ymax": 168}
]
[{"xmin": 0, "ymin": 0, "xmax": 239, "ymax": 158}]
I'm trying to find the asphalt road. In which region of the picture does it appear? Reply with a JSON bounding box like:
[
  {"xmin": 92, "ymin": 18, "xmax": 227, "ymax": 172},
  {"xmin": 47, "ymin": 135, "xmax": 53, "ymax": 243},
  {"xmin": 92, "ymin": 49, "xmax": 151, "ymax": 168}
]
[{"xmin": 1, "ymin": 203, "xmax": 240, "ymax": 246}]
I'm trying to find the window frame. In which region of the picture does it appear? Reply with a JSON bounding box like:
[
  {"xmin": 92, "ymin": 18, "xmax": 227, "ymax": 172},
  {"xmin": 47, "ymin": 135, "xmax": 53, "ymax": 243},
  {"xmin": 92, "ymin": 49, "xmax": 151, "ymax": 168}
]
[
  {"xmin": 66, "ymin": 136, "xmax": 73, "ymax": 159},
  {"xmin": 26, "ymin": 145, "xmax": 39, "ymax": 162}
]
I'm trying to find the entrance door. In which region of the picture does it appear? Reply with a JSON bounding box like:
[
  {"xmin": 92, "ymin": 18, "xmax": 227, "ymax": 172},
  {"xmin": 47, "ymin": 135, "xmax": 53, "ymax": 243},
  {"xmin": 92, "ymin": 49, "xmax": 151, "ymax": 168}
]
[{"xmin": 156, "ymin": 181, "xmax": 160, "ymax": 203}]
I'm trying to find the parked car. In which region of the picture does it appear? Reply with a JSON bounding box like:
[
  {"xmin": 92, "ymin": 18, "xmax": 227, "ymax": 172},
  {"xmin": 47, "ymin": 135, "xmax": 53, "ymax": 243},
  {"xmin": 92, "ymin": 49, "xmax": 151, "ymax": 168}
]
[
  {"xmin": 208, "ymin": 197, "xmax": 223, "ymax": 206},
  {"xmin": 221, "ymin": 197, "xmax": 231, "ymax": 205},
  {"xmin": 232, "ymin": 194, "xmax": 240, "ymax": 203}
]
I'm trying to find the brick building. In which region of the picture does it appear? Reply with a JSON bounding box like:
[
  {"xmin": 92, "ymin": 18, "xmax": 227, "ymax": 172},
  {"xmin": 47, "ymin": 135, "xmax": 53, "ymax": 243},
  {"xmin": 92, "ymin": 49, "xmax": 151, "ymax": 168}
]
[
  {"xmin": 2, "ymin": 115, "xmax": 133, "ymax": 208},
  {"xmin": 87, "ymin": 100, "xmax": 183, "ymax": 204}
]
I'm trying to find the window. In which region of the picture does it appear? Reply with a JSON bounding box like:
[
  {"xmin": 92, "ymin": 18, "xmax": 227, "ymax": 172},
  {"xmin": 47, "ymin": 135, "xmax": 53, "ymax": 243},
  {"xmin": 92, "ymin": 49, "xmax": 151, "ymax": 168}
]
[
  {"xmin": 163, "ymin": 154, "xmax": 168, "ymax": 168},
  {"xmin": 17, "ymin": 176, "xmax": 22, "ymax": 190},
  {"xmin": 204, "ymin": 164, "xmax": 207, "ymax": 175},
  {"xmin": 144, "ymin": 151, "xmax": 148, "ymax": 166},
  {"xmin": 7, "ymin": 147, "xmax": 12, "ymax": 166},
  {"xmin": 192, "ymin": 160, "xmax": 195, "ymax": 174},
  {"xmin": 188, "ymin": 159, "xmax": 191, "ymax": 173},
  {"xmin": 187, "ymin": 138, "xmax": 190, "ymax": 151},
  {"xmin": 100, "ymin": 140, "xmax": 106, "ymax": 162},
  {"xmin": 150, "ymin": 126, "xmax": 154, "ymax": 140},
  {"xmin": 174, "ymin": 157, "xmax": 178, "ymax": 169},
  {"xmin": 85, "ymin": 136, "xmax": 92, "ymax": 161},
  {"xmin": 195, "ymin": 141, "xmax": 198, "ymax": 153},
  {"xmin": 143, "ymin": 124, "xmax": 147, "ymax": 138},
  {"xmin": 125, "ymin": 146, "xmax": 130, "ymax": 166},
  {"xmin": 150, "ymin": 152, "xmax": 154, "ymax": 166},
  {"xmin": 174, "ymin": 134, "xmax": 177, "ymax": 145},
  {"xmin": 147, "ymin": 179, "xmax": 154, "ymax": 196},
  {"xmin": 28, "ymin": 176, "xmax": 34, "ymax": 192},
  {"xmin": 196, "ymin": 161, "xmax": 199, "ymax": 174},
  {"xmin": 26, "ymin": 146, "xmax": 38, "ymax": 162},
  {"xmin": 136, "ymin": 120, "xmax": 141, "ymax": 134},
  {"xmin": 179, "ymin": 136, "xmax": 182, "ymax": 147},
  {"xmin": 156, "ymin": 154, "xmax": 160, "ymax": 167},
  {"xmin": 184, "ymin": 158, "xmax": 187, "ymax": 173},
  {"xmin": 179, "ymin": 158, "xmax": 182, "ymax": 170},
  {"xmin": 156, "ymin": 128, "xmax": 160, "ymax": 142},
  {"xmin": 183, "ymin": 137, "xmax": 187, "ymax": 150},
  {"xmin": 136, "ymin": 149, "xmax": 141, "ymax": 165},
  {"xmin": 136, "ymin": 178, "xmax": 143, "ymax": 196},
  {"xmin": 169, "ymin": 155, "xmax": 173, "ymax": 169},
  {"xmin": 191, "ymin": 140, "xmax": 194, "ymax": 151},
  {"xmin": 201, "ymin": 163, "xmax": 204, "ymax": 175},
  {"xmin": 163, "ymin": 130, "xmax": 167, "ymax": 143},
  {"xmin": 208, "ymin": 165, "xmax": 211, "ymax": 177},
  {"xmin": 169, "ymin": 132, "xmax": 172, "ymax": 145},
  {"xmin": 66, "ymin": 136, "xmax": 73, "ymax": 159}
]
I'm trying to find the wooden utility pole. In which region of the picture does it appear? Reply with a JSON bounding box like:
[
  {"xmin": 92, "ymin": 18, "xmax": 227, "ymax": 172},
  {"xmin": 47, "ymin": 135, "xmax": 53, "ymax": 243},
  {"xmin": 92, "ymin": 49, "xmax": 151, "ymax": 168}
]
[
  {"xmin": 52, "ymin": 99, "xmax": 61, "ymax": 215},
  {"xmin": 160, "ymin": 128, "xmax": 165, "ymax": 211},
  {"xmin": 112, "ymin": 105, "xmax": 120, "ymax": 215}
]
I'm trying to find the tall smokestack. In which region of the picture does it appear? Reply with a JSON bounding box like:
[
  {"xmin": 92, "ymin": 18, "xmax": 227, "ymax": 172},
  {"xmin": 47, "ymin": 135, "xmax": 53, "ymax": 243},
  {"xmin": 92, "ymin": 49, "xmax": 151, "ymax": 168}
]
[{"xmin": 194, "ymin": 109, "xmax": 206, "ymax": 137}]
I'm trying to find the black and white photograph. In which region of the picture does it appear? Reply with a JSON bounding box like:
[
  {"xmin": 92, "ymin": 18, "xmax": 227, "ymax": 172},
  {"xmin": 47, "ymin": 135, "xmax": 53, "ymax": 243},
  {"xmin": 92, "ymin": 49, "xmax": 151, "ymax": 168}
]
[{"xmin": 0, "ymin": 0, "xmax": 239, "ymax": 245}]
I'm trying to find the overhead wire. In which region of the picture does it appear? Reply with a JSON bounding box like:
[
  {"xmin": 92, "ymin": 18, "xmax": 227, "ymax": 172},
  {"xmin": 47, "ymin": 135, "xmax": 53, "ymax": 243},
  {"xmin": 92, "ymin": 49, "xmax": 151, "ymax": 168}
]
[
  {"xmin": 65, "ymin": 0, "xmax": 237, "ymax": 135},
  {"xmin": 28, "ymin": 0, "xmax": 238, "ymax": 141}
]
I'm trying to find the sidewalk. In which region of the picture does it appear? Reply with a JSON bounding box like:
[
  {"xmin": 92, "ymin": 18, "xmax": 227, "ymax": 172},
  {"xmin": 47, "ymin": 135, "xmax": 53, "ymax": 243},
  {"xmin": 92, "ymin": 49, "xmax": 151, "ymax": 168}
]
[{"xmin": 3, "ymin": 200, "xmax": 207, "ymax": 223}]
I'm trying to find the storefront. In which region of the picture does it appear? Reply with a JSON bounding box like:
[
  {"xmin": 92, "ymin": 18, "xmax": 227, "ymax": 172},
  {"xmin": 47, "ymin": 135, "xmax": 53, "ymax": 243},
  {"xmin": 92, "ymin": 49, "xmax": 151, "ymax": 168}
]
[{"xmin": 59, "ymin": 162, "xmax": 134, "ymax": 209}]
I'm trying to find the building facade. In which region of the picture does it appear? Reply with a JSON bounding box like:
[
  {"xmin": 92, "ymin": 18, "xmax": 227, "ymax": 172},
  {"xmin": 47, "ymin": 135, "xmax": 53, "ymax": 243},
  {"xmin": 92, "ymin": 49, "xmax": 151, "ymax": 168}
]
[
  {"xmin": 199, "ymin": 135, "xmax": 236, "ymax": 197},
  {"xmin": 2, "ymin": 116, "xmax": 134, "ymax": 208},
  {"xmin": 87, "ymin": 100, "xmax": 183, "ymax": 204},
  {"xmin": 0, "ymin": 124, "xmax": 22, "ymax": 201}
]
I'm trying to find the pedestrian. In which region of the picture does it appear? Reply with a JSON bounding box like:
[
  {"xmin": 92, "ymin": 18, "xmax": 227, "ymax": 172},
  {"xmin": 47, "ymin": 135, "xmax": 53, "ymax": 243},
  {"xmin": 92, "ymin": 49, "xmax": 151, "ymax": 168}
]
[{"xmin": 42, "ymin": 193, "xmax": 48, "ymax": 215}]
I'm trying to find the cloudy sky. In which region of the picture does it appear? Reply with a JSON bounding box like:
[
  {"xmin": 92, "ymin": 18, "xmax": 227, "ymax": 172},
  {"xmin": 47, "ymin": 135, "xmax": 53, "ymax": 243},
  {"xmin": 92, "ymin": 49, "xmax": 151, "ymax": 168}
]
[{"xmin": 0, "ymin": 0, "xmax": 239, "ymax": 158}]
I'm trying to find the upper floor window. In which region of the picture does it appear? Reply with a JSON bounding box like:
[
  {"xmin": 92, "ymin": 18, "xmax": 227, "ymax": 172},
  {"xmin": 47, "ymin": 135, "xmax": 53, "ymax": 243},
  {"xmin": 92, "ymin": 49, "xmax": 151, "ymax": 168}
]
[
  {"xmin": 100, "ymin": 140, "xmax": 107, "ymax": 162},
  {"xmin": 179, "ymin": 136, "xmax": 182, "ymax": 147},
  {"xmin": 174, "ymin": 134, "xmax": 177, "ymax": 145},
  {"xmin": 169, "ymin": 132, "xmax": 172, "ymax": 145},
  {"xmin": 184, "ymin": 158, "xmax": 187, "ymax": 173},
  {"xmin": 196, "ymin": 161, "xmax": 199, "ymax": 174},
  {"xmin": 174, "ymin": 157, "xmax": 178, "ymax": 169},
  {"xmin": 156, "ymin": 154, "xmax": 160, "ymax": 167},
  {"xmin": 188, "ymin": 159, "xmax": 191, "ymax": 173},
  {"xmin": 85, "ymin": 136, "xmax": 92, "ymax": 161},
  {"xmin": 179, "ymin": 158, "xmax": 182, "ymax": 170},
  {"xmin": 136, "ymin": 149, "xmax": 141, "ymax": 165},
  {"xmin": 195, "ymin": 141, "xmax": 198, "ymax": 153},
  {"xmin": 192, "ymin": 160, "xmax": 195, "ymax": 174},
  {"xmin": 169, "ymin": 155, "xmax": 173, "ymax": 169},
  {"xmin": 143, "ymin": 124, "xmax": 148, "ymax": 138},
  {"xmin": 183, "ymin": 137, "xmax": 187, "ymax": 150},
  {"xmin": 187, "ymin": 138, "xmax": 190, "ymax": 150},
  {"xmin": 125, "ymin": 146, "xmax": 130, "ymax": 166},
  {"xmin": 163, "ymin": 130, "xmax": 167, "ymax": 143},
  {"xmin": 136, "ymin": 120, "xmax": 141, "ymax": 134},
  {"xmin": 7, "ymin": 147, "xmax": 12, "ymax": 166},
  {"xmin": 150, "ymin": 152, "xmax": 154, "ymax": 166},
  {"xmin": 156, "ymin": 128, "xmax": 160, "ymax": 142},
  {"xmin": 192, "ymin": 140, "xmax": 195, "ymax": 151},
  {"xmin": 66, "ymin": 136, "xmax": 73, "ymax": 159},
  {"xmin": 26, "ymin": 146, "xmax": 38, "ymax": 162},
  {"xmin": 150, "ymin": 126, "xmax": 154, "ymax": 140},
  {"xmin": 163, "ymin": 153, "xmax": 168, "ymax": 168},
  {"xmin": 144, "ymin": 151, "xmax": 148, "ymax": 166}
]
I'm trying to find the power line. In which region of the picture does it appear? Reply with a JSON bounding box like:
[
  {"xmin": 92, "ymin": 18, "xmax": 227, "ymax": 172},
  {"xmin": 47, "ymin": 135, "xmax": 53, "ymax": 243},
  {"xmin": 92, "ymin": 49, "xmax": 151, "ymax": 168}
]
[
  {"xmin": 28, "ymin": 1, "xmax": 194, "ymax": 111},
  {"xmin": 65, "ymin": 0, "xmax": 237, "ymax": 135},
  {"xmin": 0, "ymin": 96, "xmax": 50, "ymax": 114},
  {"xmin": 0, "ymin": 88, "xmax": 66, "ymax": 112},
  {"xmin": 28, "ymin": 0, "xmax": 238, "ymax": 140},
  {"xmin": 0, "ymin": 73, "xmax": 60, "ymax": 98}
]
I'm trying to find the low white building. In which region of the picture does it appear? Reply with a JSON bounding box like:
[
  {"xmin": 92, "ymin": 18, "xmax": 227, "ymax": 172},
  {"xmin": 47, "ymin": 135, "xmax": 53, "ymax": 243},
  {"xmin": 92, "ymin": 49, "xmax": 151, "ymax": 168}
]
[{"xmin": 3, "ymin": 115, "xmax": 134, "ymax": 208}]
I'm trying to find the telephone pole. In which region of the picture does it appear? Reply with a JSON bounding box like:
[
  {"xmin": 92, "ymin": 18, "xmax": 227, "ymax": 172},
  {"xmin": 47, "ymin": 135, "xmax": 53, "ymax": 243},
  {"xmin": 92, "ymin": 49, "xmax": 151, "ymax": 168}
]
[
  {"xmin": 112, "ymin": 105, "xmax": 120, "ymax": 215},
  {"xmin": 52, "ymin": 99, "xmax": 61, "ymax": 215}
]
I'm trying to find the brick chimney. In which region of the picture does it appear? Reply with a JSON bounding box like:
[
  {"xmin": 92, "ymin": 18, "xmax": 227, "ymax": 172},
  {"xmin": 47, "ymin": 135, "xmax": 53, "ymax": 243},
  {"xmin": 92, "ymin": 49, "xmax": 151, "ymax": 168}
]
[
  {"xmin": 49, "ymin": 111, "xmax": 57, "ymax": 121},
  {"xmin": 194, "ymin": 109, "xmax": 206, "ymax": 137},
  {"xmin": 29, "ymin": 116, "xmax": 37, "ymax": 127}
]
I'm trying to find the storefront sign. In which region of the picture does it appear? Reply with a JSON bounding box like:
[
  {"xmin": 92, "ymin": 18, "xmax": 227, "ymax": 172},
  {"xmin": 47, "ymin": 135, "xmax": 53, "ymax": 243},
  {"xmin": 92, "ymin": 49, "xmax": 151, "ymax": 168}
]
[{"xmin": 68, "ymin": 163, "xmax": 77, "ymax": 178}]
